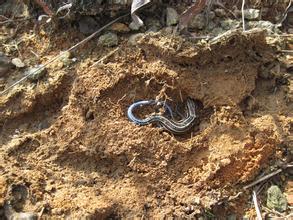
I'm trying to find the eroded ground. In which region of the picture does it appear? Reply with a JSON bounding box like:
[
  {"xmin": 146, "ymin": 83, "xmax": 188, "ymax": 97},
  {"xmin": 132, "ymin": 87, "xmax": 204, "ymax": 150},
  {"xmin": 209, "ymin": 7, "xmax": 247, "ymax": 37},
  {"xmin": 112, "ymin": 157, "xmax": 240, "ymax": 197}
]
[{"xmin": 0, "ymin": 15, "xmax": 292, "ymax": 219}]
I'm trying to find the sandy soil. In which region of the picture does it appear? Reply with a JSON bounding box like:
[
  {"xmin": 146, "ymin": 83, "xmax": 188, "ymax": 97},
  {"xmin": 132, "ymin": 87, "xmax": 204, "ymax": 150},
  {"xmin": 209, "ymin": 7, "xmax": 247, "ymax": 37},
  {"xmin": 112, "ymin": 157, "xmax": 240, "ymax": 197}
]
[{"xmin": 0, "ymin": 6, "xmax": 292, "ymax": 219}]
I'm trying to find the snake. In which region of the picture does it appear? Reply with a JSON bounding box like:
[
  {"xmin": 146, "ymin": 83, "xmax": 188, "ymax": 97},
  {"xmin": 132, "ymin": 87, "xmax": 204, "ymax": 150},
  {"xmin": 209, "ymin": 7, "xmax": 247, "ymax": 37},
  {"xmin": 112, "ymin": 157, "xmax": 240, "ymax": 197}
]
[{"xmin": 127, "ymin": 98, "xmax": 197, "ymax": 134}]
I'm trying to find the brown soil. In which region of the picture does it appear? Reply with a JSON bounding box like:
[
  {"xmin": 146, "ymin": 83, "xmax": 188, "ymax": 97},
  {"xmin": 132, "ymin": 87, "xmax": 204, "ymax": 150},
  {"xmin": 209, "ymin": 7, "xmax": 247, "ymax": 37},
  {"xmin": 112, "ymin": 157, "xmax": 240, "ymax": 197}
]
[{"xmin": 0, "ymin": 17, "xmax": 292, "ymax": 219}]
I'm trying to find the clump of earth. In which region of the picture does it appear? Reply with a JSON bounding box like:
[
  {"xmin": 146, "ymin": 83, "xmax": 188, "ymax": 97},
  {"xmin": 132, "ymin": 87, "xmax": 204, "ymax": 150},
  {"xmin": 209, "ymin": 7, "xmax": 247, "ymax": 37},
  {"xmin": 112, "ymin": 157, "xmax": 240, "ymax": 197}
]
[{"xmin": 0, "ymin": 0, "xmax": 292, "ymax": 219}]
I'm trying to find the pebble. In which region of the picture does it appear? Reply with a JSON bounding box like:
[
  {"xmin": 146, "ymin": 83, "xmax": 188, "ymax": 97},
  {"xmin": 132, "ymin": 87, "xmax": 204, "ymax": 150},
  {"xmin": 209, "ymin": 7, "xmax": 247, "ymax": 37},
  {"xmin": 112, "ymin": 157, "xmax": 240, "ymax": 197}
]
[
  {"xmin": 166, "ymin": 7, "xmax": 179, "ymax": 26},
  {"xmin": 8, "ymin": 212, "xmax": 38, "ymax": 220},
  {"xmin": 214, "ymin": 8, "xmax": 226, "ymax": 17},
  {"xmin": 0, "ymin": 52, "xmax": 13, "ymax": 77},
  {"xmin": 11, "ymin": 58, "xmax": 25, "ymax": 68},
  {"xmin": 98, "ymin": 32, "xmax": 118, "ymax": 47},
  {"xmin": 59, "ymin": 51, "xmax": 72, "ymax": 66},
  {"xmin": 189, "ymin": 13, "xmax": 206, "ymax": 29},
  {"xmin": 110, "ymin": 22, "xmax": 130, "ymax": 33},
  {"xmin": 247, "ymin": 20, "xmax": 277, "ymax": 32},
  {"xmin": 129, "ymin": 21, "xmax": 141, "ymax": 31},
  {"xmin": 266, "ymin": 185, "xmax": 288, "ymax": 212},
  {"xmin": 208, "ymin": 11, "xmax": 216, "ymax": 20},
  {"xmin": 25, "ymin": 65, "xmax": 47, "ymax": 82},
  {"xmin": 244, "ymin": 9, "xmax": 260, "ymax": 20},
  {"xmin": 220, "ymin": 19, "xmax": 239, "ymax": 30},
  {"xmin": 128, "ymin": 33, "xmax": 144, "ymax": 46},
  {"xmin": 145, "ymin": 18, "xmax": 161, "ymax": 32},
  {"xmin": 78, "ymin": 16, "xmax": 99, "ymax": 34},
  {"xmin": 161, "ymin": 26, "xmax": 174, "ymax": 34}
]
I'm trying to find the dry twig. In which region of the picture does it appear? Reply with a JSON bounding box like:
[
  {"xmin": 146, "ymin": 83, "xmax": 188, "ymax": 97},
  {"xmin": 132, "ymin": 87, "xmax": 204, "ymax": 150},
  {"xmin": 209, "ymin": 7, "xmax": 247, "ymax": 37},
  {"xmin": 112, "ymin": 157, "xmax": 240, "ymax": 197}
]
[
  {"xmin": 252, "ymin": 191, "xmax": 262, "ymax": 220},
  {"xmin": 89, "ymin": 47, "xmax": 120, "ymax": 68},
  {"xmin": 244, "ymin": 163, "xmax": 293, "ymax": 189},
  {"xmin": 241, "ymin": 0, "xmax": 246, "ymax": 31}
]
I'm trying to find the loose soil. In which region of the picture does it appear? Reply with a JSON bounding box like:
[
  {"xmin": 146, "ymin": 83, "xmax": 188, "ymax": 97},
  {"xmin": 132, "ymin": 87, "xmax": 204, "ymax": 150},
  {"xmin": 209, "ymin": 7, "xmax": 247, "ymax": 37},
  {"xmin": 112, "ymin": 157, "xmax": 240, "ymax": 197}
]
[{"xmin": 0, "ymin": 13, "xmax": 292, "ymax": 219}]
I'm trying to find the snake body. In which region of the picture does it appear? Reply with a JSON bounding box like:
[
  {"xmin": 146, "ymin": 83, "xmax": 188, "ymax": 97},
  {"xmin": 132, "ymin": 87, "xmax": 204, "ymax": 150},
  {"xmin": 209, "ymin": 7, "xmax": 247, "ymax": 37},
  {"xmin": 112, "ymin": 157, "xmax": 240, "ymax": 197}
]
[{"xmin": 127, "ymin": 98, "xmax": 197, "ymax": 134}]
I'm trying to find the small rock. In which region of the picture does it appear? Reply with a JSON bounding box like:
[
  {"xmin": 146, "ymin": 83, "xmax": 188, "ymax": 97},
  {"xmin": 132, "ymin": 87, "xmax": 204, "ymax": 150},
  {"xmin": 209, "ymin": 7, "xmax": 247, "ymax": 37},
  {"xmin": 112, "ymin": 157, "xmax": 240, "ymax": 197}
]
[
  {"xmin": 247, "ymin": 21, "xmax": 277, "ymax": 32},
  {"xmin": 11, "ymin": 58, "xmax": 25, "ymax": 68},
  {"xmin": 78, "ymin": 16, "xmax": 99, "ymax": 34},
  {"xmin": 208, "ymin": 11, "xmax": 216, "ymax": 20},
  {"xmin": 244, "ymin": 9, "xmax": 260, "ymax": 20},
  {"xmin": 166, "ymin": 7, "xmax": 179, "ymax": 26},
  {"xmin": 0, "ymin": 53, "xmax": 13, "ymax": 77},
  {"xmin": 9, "ymin": 212, "xmax": 38, "ymax": 220},
  {"xmin": 128, "ymin": 33, "xmax": 144, "ymax": 46},
  {"xmin": 98, "ymin": 32, "xmax": 118, "ymax": 47},
  {"xmin": 145, "ymin": 18, "xmax": 162, "ymax": 32},
  {"xmin": 189, "ymin": 13, "xmax": 206, "ymax": 29},
  {"xmin": 220, "ymin": 19, "xmax": 239, "ymax": 30},
  {"xmin": 129, "ymin": 21, "xmax": 141, "ymax": 31},
  {"xmin": 161, "ymin": 26, "xmax": 174, "ymax": 34},
  {"xmin": 59, "ymin": 51, "xmax": 72, "ymax": 66},
  {"xmin": 25, "ymin": 65, "xmax": 47, "ymax": 82},
  {"xmin": 110, "ymin": 22, "xmax": 130, "ymax": 33},
  {"xmin": 214, "ymin": 8, "xmax": 226, "ymax": 17},
  {"xmin": 267, "ymin": 185, "xmax": 288, "ymax": 212}
]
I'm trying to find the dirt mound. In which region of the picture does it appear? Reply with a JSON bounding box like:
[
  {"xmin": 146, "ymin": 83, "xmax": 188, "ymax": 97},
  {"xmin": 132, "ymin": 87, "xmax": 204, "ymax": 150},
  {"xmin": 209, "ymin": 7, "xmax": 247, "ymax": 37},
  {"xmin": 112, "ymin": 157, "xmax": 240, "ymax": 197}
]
[{"xmin": 1, "ymin": 24, "xmax": 292, "ymax": 218}]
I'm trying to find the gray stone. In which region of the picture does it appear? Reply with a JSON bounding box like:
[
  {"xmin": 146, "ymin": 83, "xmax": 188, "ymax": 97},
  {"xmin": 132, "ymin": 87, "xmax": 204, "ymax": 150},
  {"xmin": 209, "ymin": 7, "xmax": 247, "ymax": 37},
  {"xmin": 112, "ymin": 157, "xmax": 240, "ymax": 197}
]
[
  {"xmin": 9, "ymin": 212, "xmax": 38, "ymax": 220},
  {"xmin": 244, "ymin": 9, "xmax": 260, "ymax": 20},
  {"xmin": 78, "ymin": 16, "xmax": 99, "ymax": 34},
  {"xmin": 145, "ymin": 18, "xmax": 161, "ymax": 32},
  {"xmin": 189, "ymin": 14, "xmax": 206, "ymax": 29},
  {"xmin": 208, "ymin": 11, "xmax": 216, "ymax": 20},
  {"xmin": 0, "ymin": 52, "xmax": 13, "ymax": 77},
  {"xmin": 11, "ymin": 58, "xmax": 25, "ymax": 68},
  {"xmin": 166, "ymin": 7, "xmax": 179, "ymax": 26},
  {"xmin": 25, "ymin": 65, "xmax": 47, "ymax": 82},
  {"xmin": 267, "ymin": 185, "xmax": 288, "ymax": 212},
  {"xmin": 214, "ymin": 8, "xmax": 226, "ymax": 17},
  {"xmin": 220, "ymin": 19, "xmax": 239, "ymax": 30},
  {"xmin": 98, "ymin": 32, "xmax": 118, "ymax": 47},
  {"xmin": 247, "ymin": 20, "xmax": 277, "ymax": 32},
  {"xmin": 161, "ymin": 26, "xmax": 174, "ymax": 34},
  {"xmin": 129, "ymin": 21, "xmax": 141, "ymax": 31},
  {"xmin": 128, "ymin": 33, "xmax": 144, "ymax": 46},
  {"xmin": 59, "ymin": 51, "xmax": 72, "ymax": 66}
]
